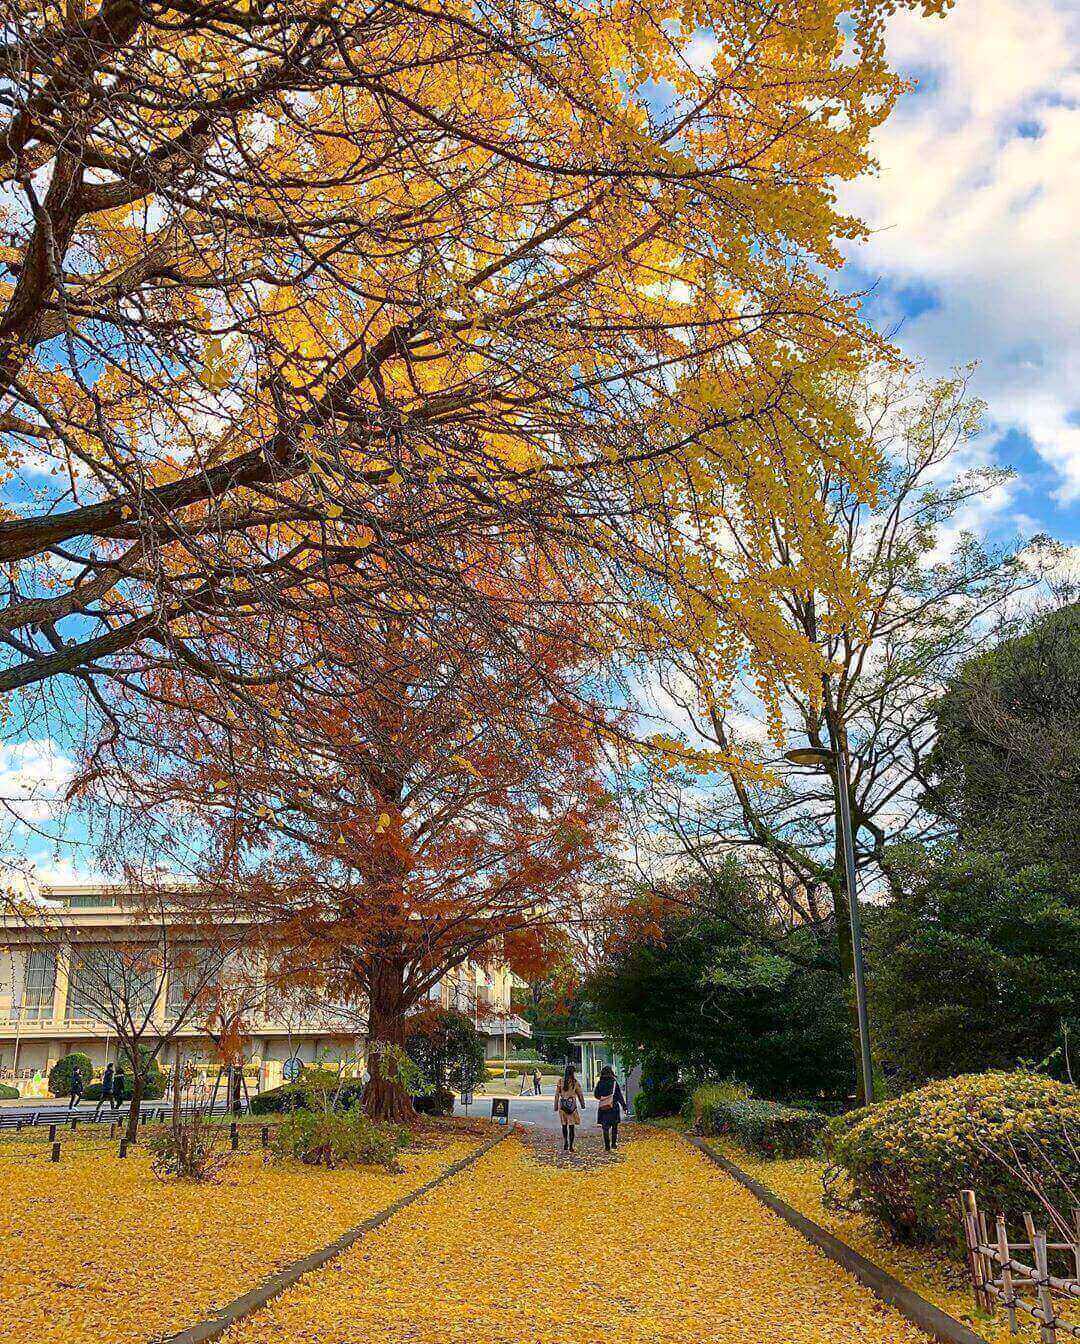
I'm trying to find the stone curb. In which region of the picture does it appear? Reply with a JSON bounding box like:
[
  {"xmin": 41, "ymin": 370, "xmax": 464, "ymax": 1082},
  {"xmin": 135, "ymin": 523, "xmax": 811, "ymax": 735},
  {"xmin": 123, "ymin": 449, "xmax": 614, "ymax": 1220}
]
[
  {"xmin": 155, "ymin": 1129, "xmax": 509, "ymax": 1344},
  {"xmin": 683, "ymin": 1133, "xmax": 990, "ymax": 1344}
]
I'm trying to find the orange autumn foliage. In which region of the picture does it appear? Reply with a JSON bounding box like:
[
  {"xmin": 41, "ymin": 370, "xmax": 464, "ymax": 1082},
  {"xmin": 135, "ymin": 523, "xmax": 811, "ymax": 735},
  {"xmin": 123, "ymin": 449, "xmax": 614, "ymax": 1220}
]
[{"xmin": 118, "ymin": 552, "xmax": 617, "ymax": 1117}]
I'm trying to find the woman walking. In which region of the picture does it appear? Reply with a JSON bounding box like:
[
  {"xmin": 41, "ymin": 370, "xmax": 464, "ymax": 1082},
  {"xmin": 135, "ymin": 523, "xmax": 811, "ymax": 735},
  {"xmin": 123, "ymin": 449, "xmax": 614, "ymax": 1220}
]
[
  {"xmin": 553, "ymin": 1063, "xmax": 585, "ymax": 1152},
  {"xmin": 594, "ymin": 1064, "xmax": 628, "ymax": 1151}
]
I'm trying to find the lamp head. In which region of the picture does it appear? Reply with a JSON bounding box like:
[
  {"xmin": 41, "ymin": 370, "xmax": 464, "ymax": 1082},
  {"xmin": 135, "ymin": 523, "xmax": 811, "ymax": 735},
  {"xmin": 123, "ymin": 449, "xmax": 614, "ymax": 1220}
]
[{"xmin": 783, "ymin": 746, "xmax": 835, "ymax": 769}]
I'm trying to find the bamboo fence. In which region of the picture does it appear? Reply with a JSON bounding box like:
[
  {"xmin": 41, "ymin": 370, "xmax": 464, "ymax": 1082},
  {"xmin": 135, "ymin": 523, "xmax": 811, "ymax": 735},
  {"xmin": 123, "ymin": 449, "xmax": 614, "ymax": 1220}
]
[{"xmin": 961, "ymin": 1190, "xmax": 1080, "ymax": 1343}]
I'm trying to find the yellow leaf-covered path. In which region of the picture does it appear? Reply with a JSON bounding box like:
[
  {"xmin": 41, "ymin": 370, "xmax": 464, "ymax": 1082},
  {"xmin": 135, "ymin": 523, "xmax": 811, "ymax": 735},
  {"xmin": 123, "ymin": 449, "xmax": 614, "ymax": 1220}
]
[{"xmin": 225, "ymin": 1128, "xmax": 931, "ymax": 1344}]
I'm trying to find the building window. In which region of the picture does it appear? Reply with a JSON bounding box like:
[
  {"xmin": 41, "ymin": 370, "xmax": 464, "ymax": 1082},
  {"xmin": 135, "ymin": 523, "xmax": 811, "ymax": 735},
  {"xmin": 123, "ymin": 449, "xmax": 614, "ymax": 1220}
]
[
  {"xmin": 66, "ymin": 946, "xmax": 158, "ymax": 1024},
  {"xmin": 22, "ymin": 949, "xmax": 56, "ymax": 1020}
]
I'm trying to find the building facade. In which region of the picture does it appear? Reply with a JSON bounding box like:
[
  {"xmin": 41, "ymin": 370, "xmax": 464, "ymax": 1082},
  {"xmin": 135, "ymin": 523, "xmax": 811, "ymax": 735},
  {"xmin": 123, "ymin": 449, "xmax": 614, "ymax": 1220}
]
[{"xmin": 0, "ymin": 885, "xmax": 531, "ymax": 1096}]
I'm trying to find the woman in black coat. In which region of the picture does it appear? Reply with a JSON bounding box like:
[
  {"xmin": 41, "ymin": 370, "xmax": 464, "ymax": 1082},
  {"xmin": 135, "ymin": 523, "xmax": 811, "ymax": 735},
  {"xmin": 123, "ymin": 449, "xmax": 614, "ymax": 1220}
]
[
  {"xmin": 594, "ymin": 1065, "xmax": 628, "ymax": 1151},
  {"xmin": 94, "ymin": 1062, "xmax": 115, "ymax": 1118}
]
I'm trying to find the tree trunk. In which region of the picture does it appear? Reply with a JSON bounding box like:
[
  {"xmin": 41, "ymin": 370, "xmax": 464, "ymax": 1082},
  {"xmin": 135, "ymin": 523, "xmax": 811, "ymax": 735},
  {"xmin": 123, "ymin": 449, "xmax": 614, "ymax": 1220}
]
[
  {"xmin": 362, "ymin": 958, "xmax": 417, "ymax": 1123},
  {"xmin": 171, "ymin": 1044, "xmax": 182, "ymax": 1131},
  {"xmin": 125, "ymin": 1060, "xmax": 145, "ymax": 1143}
]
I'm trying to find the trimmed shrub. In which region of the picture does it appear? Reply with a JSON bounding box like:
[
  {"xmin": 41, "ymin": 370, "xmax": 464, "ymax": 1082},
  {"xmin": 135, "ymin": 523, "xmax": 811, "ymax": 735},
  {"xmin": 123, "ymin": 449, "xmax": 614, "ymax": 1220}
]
[
  {"xmin": 0, "ymin": 1082, "xmax": 19, "ymax": 1100},
  {"xmin": 486, "ymin": 1059, "xmax": 563, "ymax": 1076},
  {"xmin": 83, "ymin": 1054, "xmax": 166, "ymax": 1102},
  {"xmin": 824, "ymin": 1071, "xmax": 1080, "ymax": 1250},
  {"xmin": 682, "ymin": 1078, "xmax": 751, "ymax": 1122},
  {"xmin": 688, "ymin": 1083, "xmax": 827, "ymax": 1158},
  {"xmin": 271, "ymin": 1106, "xmax": 405, "ymax": 1169},
  {"xmin": 48, "ymin": 1052, "xmax": 93, "ymax": 1097},
  {"xmin": 633, "ymin": 1072, "xmax": 688, "ymax": 1119},
  {"xmin": 413, "ymin": 1087, "xmax": 455, "ymax": 1117},
  {"xmin": 250, "ymin": 1077, "xmax": 365, "ymax": 1115}
]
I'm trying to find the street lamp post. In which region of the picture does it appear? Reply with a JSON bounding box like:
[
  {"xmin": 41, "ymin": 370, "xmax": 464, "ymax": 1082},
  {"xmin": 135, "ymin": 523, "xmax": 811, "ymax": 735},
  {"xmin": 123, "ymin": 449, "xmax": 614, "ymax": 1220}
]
[{"xmin": 784, "ymin": 741, "xmax": 874, "ymax": 1106}]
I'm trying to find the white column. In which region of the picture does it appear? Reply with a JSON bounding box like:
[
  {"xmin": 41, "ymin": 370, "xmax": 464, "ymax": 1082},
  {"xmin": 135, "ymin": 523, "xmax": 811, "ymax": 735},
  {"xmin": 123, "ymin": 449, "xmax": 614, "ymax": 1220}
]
[{"xmin": 52, "ymin": 945, "xmax": 71, "ymax": 1026}]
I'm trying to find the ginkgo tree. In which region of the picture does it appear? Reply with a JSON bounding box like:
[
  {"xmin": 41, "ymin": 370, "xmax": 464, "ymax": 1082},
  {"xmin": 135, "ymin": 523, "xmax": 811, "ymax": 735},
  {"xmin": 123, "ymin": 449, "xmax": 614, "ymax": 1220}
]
[
  {"xmin": 95, "ymin": 547, "xmax": 617, "ymax": 1119},
  {"xmin": 0, "ymin": 0, "xmax": 949, "ymax": 748}
]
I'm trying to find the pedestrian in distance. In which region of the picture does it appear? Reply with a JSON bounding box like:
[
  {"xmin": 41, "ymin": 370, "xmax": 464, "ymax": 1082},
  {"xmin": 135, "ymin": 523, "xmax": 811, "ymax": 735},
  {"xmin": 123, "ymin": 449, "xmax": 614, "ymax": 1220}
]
[
  {"xmin": 94, "ymin": 1062, "xmax": 115, "ymax": 1120},
  {"xmin": 532, "ymin": 1066, "xmax": 542, "ymax": 1096},
  {"xmin": 594, "ymin": 1064, "xmax": 628, "ymax": 1152},
  {"xmin": 553, "ymin": 1063, "xmax": 585, "ymax": 1152},
  {"xmin": 111, "ymin": 1063, "xmax": 125, "ymax": 1111},
  {"xmin": 67, "ymin": 1063, "xmax": 84, "ymax": 1111}
]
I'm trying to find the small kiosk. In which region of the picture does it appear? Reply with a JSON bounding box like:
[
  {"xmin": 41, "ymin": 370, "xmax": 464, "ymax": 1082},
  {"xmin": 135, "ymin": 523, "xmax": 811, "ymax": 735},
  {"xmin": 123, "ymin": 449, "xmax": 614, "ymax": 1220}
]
[{"xmin": 567, "ymin": 1030, "xmax": 626, "ymax": 1090}]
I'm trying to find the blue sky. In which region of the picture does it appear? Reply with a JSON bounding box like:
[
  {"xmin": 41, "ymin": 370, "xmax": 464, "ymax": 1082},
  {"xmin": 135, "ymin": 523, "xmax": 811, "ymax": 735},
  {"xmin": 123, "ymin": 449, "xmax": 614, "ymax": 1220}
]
[{"xmin": 2, "ymin": 0, "xmax": 1077, "ymax": 885}]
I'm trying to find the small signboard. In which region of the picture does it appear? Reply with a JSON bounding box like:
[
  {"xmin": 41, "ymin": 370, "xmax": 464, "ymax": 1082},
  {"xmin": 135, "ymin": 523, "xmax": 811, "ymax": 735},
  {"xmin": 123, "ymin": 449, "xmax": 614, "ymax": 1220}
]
[
  {"xmin": 490, "ymin": 1097, "xmax": 510, "ymax": 1124},
  {"xmin": 282, "ymin": 1056, "xmax": 303, "ymax": 1083}
]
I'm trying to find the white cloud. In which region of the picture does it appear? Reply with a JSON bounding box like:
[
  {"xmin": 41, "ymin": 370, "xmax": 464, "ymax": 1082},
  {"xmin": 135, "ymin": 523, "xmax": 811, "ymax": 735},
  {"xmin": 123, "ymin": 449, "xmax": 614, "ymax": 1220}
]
[
  {"xmin": 684, "ymin": 31, "xmax": 719, "ymax": 73},
  {"xmin": 843, "ymin": 0, "xmax": 1080, "ymax": 498},
  {"xmin": 0, "ymin": 738, "xmax": 75, "ymax": 825}
]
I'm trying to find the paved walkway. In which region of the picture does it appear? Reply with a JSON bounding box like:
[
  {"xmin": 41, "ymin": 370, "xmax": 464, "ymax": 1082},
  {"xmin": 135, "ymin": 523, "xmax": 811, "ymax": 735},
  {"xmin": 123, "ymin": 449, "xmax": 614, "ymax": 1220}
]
[
  {"xmin": 454, "ymin": 1091, "xmax": 576, "ymax": 1132},
  {"xmin": 223, "ymin": 1128, "xmax": 930, "ymax": 1344}
]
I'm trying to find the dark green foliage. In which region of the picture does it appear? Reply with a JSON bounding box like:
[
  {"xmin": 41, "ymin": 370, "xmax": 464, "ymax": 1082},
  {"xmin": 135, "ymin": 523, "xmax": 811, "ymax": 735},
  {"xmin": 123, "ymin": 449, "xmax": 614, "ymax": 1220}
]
[
  {"xmin": 0, "ymin": 1082, "xmax": 19, "ymax": 1100},
  {"xmin": 412, "ymin": 1088, "xmax": 455, "ymax": 1116},
  {"xmin": 125, "ymin": 1051, "xmax": 166, "ymax": 1100},
  {"xmin": 632, "ymin": 1062, "xmax": 688, "ymax": 1119},
  {"xmin": 871, "ymin": 844, "xmax": 1080, "ymax": 1088},
  {"xmin": 825, "ymin": 1072, "xmax": 1080, "ymax": 1251},
  {"xmin": 404, "ymin": 1007, "xmax": 487, "ymax": 1095},
  {"xmin": 515, "ymin": 977, "xmax": 590, "ymax": 1064},
  {"xmin": 81, "ymin": 1049, "xmax": 166, "ymax": 1101},
  {"xmin": 586, "ymin": 866, "xmax": 853, "ymax": 1105},
  {"xmin": 250, "ymin": 1074, "xmax": 365, "ymax": 1115},
  {"xmin": 928, "ymin": 601, "xmax": 1080, "ymax": 866},
  {"xmin": 687, "ymin": 1083, "xmax": 827, "ymax": 1158},
  {"xmin": 48, "ymin": 1052, "xmax": 93, "ymax": 1097},
  {"xmin": 83, "ymin": 1061, "xmax": 166, "ymax": 1103}
]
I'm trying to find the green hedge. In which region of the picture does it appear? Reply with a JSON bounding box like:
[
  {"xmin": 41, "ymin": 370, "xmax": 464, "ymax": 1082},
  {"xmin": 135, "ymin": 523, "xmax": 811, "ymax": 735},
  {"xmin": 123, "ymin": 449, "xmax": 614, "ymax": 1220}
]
[
  {"xmin": 633, "ymin": 1073, "xmax": 688, "ymax": 1119},
  {"xmin": 82, "ymin": 1055, "xmax": 166, "ymax": 1102},
  {"xmin": 687, "ymin": 1083, "xmax": 827, "ymax": 1158},
  {"xmin": 486, "ymin": 1059, "xmax": 563, "ymax": 1076},
  {"xmin": 48, "ymin": 1052, "xmax": 93, "ymax": 1097},
  {"xmin": 0, "ymin": 1082, "xmax": 19, "ymax": 1100},
  {"xmin": 824, "ymin": 1071, "xmax": 1080, "ymax": 1250},
  {"xmin": 83, "ymin": 1077, "xmax": 166, "ymax": 1102},
  {"xmin": 413, "ymin": 1088, "xmax": 455, "ymax": 1116},
  {"xmin": 251, "ymin": 1077, "xmax": 365, "ymax": 1115}
]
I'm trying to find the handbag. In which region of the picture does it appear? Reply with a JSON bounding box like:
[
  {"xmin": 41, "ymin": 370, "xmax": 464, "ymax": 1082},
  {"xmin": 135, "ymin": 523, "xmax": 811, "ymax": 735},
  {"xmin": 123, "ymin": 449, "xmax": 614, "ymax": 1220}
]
[
  {"xmin": 558, "ymin": 1089, "xmax": 577, "ymax": 1115},
  {"xmin": 596, "ymin": 1076, "xmax": 618, "ymax": 1112}
]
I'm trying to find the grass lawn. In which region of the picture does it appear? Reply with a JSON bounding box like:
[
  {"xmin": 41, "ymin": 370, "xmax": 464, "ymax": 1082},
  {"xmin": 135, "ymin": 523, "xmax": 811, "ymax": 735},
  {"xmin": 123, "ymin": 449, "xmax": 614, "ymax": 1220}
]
[{"xmin": 0, "ymin": 1119, "xmax": 492, "ymax": 1344}]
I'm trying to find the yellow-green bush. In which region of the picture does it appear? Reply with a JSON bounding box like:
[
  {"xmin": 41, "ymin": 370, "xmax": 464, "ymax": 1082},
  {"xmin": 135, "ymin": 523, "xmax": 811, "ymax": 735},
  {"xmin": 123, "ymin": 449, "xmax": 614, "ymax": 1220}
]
[
  {"xmin": 825, "ymin": 1071, "xmax": 1080, "ymax": 1250},
  {"xmin": 687, "ymin": 1082, "xmax": 827, "ymax": 1158}
]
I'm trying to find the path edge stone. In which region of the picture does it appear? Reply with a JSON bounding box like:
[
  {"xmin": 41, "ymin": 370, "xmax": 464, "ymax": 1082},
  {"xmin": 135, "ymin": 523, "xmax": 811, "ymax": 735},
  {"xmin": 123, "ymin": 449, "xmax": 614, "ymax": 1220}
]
[
  {"xmin": 683, "ymin": 1132, "xmax": 990, "ymax": 1344},
  {"xmin": 155, "ymin": 1129, "xmax": 508, "ymax": 1344}
]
